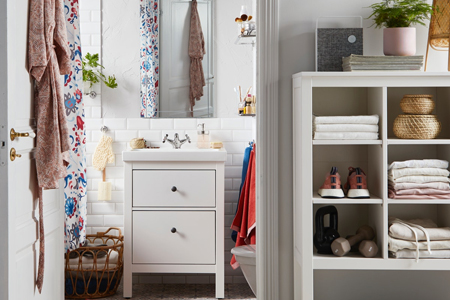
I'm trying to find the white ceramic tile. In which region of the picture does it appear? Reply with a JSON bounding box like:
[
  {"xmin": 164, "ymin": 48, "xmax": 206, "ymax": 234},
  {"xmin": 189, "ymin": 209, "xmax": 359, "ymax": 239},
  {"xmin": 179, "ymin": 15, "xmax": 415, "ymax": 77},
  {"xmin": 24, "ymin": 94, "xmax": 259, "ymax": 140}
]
[
  {"xmin": 225, "ymin": 166, "xmax": 242, "ymax": 178},
  {"xmin": 80, "ymin": 22, "xmax": 101, "ymax": 34},
  {"xmin": 127, "ymin": 118, "xmax": 150, "ymax": 130},
  {"xmin": 91, "ymin": 34, "xmax": 101, "ymax": 46},
  {"xmin": 198, "ymin": 118, "xmax": 221, "ymax": 130},
  {"xmin": 91, "ymin": 105, "xmax": 102, "ymax": 119},
  {"xmin": 91, "ymin": 179, "xmax": 101, "ymax": 191},
  {"xmin": 114, "ymin": 179, "xmax": 124, "ymax": 191},
  {"xmin": 86, "ymin": 191, "xmax": 98, "ymax": 202},
  {"xmin": 233, "ymin": 178, "xmax": 242, "ymax": 190},
  {"xmin": 91, "ymin": 10, "xmax": 101, "ymax": 22},
  {"xmin": 244, "ymin": 118, "xmax": 253, "ymax": 130},
  {"xmin": 90, "ymin": 227, "xmax": 113, "ymax": 235},
  {"xmin": 80, "ymin": 11, "xmax": 92, "ymax": 23},
  {"xmin": 109, "ymin": 191, "xmax": 124, "ymax": 203},
  {"xmin": 80, "ymin": 34, "xmax": 91, "ymax": 46},
  {"xmin": 115, "ymin": 130, "xmax": 138, "ymax": 142},
  {"xmin": 174, "ymin": 119, "xmax": 198, "ymax": 130},
  {"xmin": 104, "ymin": 215, "xmax": 124, "ymax": 227},
  {"xmin": 232, "ymin": 276, "xmax": 248, "ymax": 284},
  {"xmin": 85, "ymin": 118, "xmax": 103, "ymax": 130},
  {"xmin": 85, "ymin": 142, "xmax": 97, "ymax": 154},
  {"xmin": 162, "ymin": 276, "xmax": 186, "ymax": 284},
  {"xmin": 161, "ymin": 130, "xmax": 186, "ymax": 142},
  {"xmin": 87, "ymin": 215, "xmax": 104, "ymax": 227},
  {"xmin": 85, "ymin": 130, "xmax": 92, "ymax": 142},
  {"xmin": 112, "ymin": 142, "xmax": 127, "ymax": 153},
  {"xmin": 185, "ymin": 130, "xmax": 199, "ymax": 142},
  {"xmin": 103, "ymin": 118, "xmax": 127, "ymax": 130},
  {"xmin": 139, "ymin": 276, "xmax": 163, "ymax": 284},
  {"xmin": 225, "ymin": 203, "xmax": 233, "ymax": 214},
  {"xmin": 150, "ymin": 119, "xmax": 174, "ymax": 130},
  {"xmin": 225, "ymin": 179, "xmax": 233, "ymax": 190},
  {"xmin": 233, "ymin": 154, "xmax": 245, "ymax": 166},
  {"xmin": 232, "ymin": 130, "xmax": 253, "ymax": 142},
  {"xmin": 138, "ymin": 130, "xmax": 162, "ymax": 142},
  {"xmin": 186, "ymin": 276, "xmax": 210, "ymax": 284},
  {"xmin": 225, "ymin": 191, "xmax": 239, "ymax": 203},
  {"xmin": 222, "ymin": 142, "xmax": 248, "ymax": 154},
  {"xmin": 80, "ymin": 0, "xmax": 100, "ymax": 10},
  {"xmin": 82, "ymin": 46, "xmax": 101, "ymax": 57},
  {"xmin": 209, "ymin": 130, "xmax": 233, "ymax": 142},
  {"xmin": 91, "ymin": 203, "xmax": 116, "ymax": 215},
  {"xmin": 86, "ymin": 203, "xmax": 92, "ymax": 215},
  {"xmin": 221, "ymin": 118, "xmax": 245, "ymax": 130},
  {"xmin": 86, "ymin": 167, "xmax": 102, "ymax": 179},
  {"xmin": 115, "ymin": 202, "xmax": 124, "ymax": 214},
  {"xmin": 84, "ymin": 106, "xmax": 92, "ymax": 118},
  {"xmin": 106, "ymin": 167, "xmax": 124, "ymax": 179},
  {"xmin": 115, "ymin": 154, "xmax": 124, "ymax": 167}
]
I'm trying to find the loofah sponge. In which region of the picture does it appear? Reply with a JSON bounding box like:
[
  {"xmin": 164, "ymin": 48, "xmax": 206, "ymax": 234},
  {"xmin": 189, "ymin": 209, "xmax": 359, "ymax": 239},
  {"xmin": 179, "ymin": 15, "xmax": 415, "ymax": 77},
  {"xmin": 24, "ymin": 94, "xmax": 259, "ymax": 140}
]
[{"xmin": 92, "ymin": 135, "xmax": 115, "ymax": 171}]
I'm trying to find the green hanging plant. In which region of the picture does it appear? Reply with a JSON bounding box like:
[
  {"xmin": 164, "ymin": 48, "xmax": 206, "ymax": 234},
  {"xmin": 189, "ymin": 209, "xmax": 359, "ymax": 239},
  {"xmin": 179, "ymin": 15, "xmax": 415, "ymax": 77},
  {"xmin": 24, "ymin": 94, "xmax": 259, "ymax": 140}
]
[
  {"xmin": 368, "ymin": 0, "xmax": 436, "ymax": 28},
  {"xmin": 82, "ymin": 52, "xmax": 118, "ymax": 89}
]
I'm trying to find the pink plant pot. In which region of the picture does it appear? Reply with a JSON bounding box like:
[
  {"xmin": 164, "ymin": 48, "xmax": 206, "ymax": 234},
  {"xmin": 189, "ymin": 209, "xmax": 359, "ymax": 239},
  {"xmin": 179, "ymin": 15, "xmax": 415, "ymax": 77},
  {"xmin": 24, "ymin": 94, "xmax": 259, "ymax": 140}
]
[{"xmin": 383, "ymin": 27, "xmax": 416, "ymax": 56}]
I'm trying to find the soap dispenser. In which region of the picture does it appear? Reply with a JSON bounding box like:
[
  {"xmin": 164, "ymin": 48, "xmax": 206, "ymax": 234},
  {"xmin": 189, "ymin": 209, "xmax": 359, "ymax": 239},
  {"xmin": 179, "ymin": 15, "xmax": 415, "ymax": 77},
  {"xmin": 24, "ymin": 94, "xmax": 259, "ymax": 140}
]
[{"xmin": 197, "ymin": 123, "xmax": 210, "ymax": 149}]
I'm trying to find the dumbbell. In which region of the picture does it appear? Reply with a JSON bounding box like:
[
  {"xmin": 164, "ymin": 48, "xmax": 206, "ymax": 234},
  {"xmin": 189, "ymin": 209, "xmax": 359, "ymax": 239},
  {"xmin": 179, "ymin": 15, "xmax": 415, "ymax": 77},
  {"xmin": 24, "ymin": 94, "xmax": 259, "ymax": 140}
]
[
  {"xmin": 331, "ymin": 225, "xmax": 376, "ymax": 257},
  {"xmin": 358, "ymin": 240, "xmax": 378, "ymax": 258}
]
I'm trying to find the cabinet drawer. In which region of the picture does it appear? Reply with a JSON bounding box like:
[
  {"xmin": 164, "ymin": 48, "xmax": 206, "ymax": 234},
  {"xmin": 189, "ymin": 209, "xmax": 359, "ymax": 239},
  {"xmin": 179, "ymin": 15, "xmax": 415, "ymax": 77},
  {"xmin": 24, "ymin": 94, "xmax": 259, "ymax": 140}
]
[
  {"xmin": 133, "ymin": 170, "xmax": 216, "ymax": 207},
  {"xmin": 132, "ymin": 211, "xmax": 216, "ymax": 264}
]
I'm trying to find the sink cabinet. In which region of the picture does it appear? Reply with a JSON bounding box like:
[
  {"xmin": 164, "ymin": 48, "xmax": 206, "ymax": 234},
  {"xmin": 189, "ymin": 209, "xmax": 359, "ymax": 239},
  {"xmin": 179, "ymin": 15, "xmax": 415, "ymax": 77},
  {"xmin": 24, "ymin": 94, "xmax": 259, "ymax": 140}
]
[{"xmin": 123, "ymin": 149, "xmax": 227, "ymax": 298}]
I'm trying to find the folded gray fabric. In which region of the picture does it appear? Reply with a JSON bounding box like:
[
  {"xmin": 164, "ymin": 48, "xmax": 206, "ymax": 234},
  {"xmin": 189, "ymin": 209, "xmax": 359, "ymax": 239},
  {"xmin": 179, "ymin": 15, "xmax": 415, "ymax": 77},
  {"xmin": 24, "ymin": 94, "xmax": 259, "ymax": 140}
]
[{"xmin": 390, "ymin": 249, "xmax": 450, "ymax": 259}]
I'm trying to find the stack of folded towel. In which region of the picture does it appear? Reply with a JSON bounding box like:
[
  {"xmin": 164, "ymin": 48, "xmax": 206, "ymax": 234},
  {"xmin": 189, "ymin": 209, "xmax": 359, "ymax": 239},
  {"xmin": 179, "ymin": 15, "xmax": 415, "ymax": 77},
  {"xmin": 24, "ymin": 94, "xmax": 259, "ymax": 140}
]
[
  {"xmin": 388, "ymin": 159, "xmax": 450, "ymax": 199},
  {"xmin": 389, "ymin": 217, "xmax": 450, "ymax": 259},
  {"xmin": 313, "ymin": 115, "xmax": 379, "ymax": 140}
]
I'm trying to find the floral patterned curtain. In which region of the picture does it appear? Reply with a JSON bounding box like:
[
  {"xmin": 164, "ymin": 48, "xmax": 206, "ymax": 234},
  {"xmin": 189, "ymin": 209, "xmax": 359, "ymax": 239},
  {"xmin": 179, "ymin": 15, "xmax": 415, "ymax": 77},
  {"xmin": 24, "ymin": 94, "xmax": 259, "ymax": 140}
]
[
  {"xmin": 140, "ymin": 0, "xmax": 160, "ymax": 118},
  {"xmin": 63, "ymin": 0, "xmax": 87, "ymax": 252}
]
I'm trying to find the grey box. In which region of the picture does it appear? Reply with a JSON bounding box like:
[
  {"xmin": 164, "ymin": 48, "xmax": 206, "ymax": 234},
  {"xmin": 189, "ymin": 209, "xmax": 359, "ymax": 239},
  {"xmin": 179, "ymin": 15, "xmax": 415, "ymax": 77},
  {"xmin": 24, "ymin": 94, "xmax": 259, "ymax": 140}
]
[{"xmin": 316, "ymin": 28, "xmax": 363, "ymax": 71}]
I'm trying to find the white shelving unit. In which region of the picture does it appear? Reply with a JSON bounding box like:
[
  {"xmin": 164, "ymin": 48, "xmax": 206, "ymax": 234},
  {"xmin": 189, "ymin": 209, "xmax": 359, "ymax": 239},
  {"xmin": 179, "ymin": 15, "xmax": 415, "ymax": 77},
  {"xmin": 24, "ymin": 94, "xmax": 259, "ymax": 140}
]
[{"xmin": 293, "ymin": 72, "xmax": 450, "ymax": 300}]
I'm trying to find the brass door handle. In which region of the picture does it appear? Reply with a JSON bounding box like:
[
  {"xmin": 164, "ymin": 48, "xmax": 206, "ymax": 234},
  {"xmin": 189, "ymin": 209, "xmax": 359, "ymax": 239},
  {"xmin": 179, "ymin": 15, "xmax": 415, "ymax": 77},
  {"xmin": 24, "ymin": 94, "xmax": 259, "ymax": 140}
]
[
  {"xmin": 10, "ymin": 148, "xmax": 22, "ymax": 161},
  {"xmin": 10, "ymin": 128, "xmax": 36, "ymax": 141}
]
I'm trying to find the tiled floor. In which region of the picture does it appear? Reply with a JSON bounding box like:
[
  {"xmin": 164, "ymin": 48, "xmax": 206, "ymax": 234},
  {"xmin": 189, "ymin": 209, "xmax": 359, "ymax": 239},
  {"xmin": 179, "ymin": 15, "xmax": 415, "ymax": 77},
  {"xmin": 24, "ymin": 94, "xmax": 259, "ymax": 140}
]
[{"xmin": 76, "ymin": 283, "xmax": 256, "ymax": 300}]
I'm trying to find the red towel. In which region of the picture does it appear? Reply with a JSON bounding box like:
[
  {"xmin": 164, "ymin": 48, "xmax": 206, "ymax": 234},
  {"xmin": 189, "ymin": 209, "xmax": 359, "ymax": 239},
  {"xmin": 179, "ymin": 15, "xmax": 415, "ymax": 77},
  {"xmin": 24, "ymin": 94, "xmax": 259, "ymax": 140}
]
[{"xmin": 230, "ymin": 147, "xmax": 256, "ymax": 269}]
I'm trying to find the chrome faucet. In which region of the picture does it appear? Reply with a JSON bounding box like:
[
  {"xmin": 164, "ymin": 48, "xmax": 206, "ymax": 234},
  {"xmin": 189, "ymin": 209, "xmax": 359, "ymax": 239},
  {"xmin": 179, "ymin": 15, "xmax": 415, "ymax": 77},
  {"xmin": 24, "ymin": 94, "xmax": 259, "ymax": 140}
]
[{"xmin": 162, "ymin": 133, "xmax": 191, "ymax": 149}]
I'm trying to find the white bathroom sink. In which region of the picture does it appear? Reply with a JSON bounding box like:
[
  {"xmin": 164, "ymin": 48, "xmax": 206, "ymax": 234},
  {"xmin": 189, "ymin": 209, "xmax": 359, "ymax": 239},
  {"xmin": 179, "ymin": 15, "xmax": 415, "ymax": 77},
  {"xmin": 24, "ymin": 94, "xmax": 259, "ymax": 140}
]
[{"xmin": 122, "ymin": 147, "xmax": 227, "ymax": 162}]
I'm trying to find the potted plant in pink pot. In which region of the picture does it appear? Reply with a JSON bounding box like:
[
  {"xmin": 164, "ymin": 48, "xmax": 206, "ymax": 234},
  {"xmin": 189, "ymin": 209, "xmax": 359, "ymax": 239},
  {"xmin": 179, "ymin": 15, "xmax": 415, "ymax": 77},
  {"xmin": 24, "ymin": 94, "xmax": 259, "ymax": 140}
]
[{"xmin": 369, "ymin": 0, "xmax": 435, "ymax": 56}]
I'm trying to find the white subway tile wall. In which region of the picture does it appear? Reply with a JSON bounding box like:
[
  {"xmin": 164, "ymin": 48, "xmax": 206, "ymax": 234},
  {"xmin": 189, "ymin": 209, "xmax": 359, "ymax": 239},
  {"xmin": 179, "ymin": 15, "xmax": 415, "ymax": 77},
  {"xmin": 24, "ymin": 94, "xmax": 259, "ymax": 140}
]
[{"xmin": 80, "ymin": 0, "xmax": 254, "ymax": 284}]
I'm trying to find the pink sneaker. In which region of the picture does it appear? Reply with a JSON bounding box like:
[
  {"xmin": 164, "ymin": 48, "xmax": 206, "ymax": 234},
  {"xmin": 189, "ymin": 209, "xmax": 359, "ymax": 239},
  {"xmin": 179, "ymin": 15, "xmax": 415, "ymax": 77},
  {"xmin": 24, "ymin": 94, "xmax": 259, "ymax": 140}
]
[
  {"xmin": 318, "ymin": 167, "xmax": 345, "ymax": 198},
  {"xmin": 344, "ymin": 167, "xmax": 370, "ymax": 198}
]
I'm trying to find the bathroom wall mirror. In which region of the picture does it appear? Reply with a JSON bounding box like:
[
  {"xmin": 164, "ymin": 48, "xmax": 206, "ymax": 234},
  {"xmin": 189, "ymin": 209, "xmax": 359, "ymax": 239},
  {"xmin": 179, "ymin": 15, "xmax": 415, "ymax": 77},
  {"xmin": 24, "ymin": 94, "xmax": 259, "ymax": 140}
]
[{"xmin": 140, "ymin": 0, "xmax": 214, "ymax": 118}]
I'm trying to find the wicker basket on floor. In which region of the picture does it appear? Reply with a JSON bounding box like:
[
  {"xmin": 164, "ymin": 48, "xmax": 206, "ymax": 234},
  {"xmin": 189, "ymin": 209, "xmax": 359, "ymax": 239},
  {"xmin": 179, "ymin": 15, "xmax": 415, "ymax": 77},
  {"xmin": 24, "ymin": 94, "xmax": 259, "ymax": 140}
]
[
  {"xmin": 65, "ymin": 227, "xmax": 124, "ymax": 299},
  {"xmin": 393, "ymin": 115, "xmax": 441, "ymax": 139}
]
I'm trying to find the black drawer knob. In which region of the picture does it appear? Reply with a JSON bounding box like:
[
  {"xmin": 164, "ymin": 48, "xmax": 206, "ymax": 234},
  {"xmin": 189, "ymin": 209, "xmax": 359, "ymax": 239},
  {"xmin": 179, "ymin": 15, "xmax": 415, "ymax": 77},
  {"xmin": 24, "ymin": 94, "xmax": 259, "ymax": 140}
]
[
  {"xmin": 171, "ymin": 227, "xmax": 177, "ymax": 233},
  {"xmin": 171, "ymin": 186, "xmax": 177, "ymax": 192}
]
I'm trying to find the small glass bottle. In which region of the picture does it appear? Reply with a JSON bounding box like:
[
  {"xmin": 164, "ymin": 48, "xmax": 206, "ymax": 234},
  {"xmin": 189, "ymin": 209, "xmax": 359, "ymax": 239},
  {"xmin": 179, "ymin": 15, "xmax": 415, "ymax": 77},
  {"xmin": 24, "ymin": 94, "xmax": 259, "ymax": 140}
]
[{"xmin": 197, "ymin": 123, "xmax": 210, "ymax": 149}]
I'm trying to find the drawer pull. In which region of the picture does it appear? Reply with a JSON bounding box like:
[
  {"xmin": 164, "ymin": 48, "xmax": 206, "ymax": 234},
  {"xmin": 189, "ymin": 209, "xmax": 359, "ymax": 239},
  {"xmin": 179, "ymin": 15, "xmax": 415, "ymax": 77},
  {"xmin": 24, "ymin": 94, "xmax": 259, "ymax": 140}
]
[
  {"xmin": 171, "ymin": 227, "xmax": 177, "ymax": 233},
  {"xmin": 171, "ymin": 186, "xmax": 177, "ymax": 192}
]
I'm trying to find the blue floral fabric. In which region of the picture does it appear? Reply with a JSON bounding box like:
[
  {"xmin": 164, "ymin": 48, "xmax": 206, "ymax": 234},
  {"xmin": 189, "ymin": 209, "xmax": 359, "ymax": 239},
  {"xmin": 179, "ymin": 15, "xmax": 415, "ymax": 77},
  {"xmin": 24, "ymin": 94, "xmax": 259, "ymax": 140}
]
[
  {"xmin": 64, "ymin": 0, "xmax": 87, "ymax": 252},
  {"xmin": 140, "ymin": 0, "xmax": 160, "ymax": 118}
]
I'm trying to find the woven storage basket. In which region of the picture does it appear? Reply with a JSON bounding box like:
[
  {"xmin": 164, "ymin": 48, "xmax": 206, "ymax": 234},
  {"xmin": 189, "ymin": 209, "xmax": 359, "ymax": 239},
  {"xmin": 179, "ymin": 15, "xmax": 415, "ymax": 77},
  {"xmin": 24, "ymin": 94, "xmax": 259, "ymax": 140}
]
[
  {"xmin": 393, "ymin": 115, "xmax": 441, "ymax": 139},
  {"xmin": 400, "ymin": 94, "xmax": 435, "ymax": 115},
  {"xmin": 65, "ymin": 228, "xmax": 124, "ymax": 299}
]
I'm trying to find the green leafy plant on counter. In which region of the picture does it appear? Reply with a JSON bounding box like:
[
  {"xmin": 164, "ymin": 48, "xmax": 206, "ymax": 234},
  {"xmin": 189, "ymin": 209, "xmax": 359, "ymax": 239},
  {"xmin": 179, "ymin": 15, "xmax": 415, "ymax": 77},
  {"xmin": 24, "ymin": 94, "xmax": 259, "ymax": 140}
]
[
  {"xmin": 368, "ymin": 0, "xmax": 436, "ymax": 28},
  {"xmin": 82, "ymin": 52, "xmax": 118, "ymax": 89}
]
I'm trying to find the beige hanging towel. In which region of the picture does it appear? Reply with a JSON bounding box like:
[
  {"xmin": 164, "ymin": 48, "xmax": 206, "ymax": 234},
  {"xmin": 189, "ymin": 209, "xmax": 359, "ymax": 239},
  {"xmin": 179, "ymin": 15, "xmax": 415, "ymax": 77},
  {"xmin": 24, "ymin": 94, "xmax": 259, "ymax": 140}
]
[
  {"xmin": 189, "ymin": 0, "xmax": 206, "ymax": 115},
  {"xmin": 27, "ymin": 0, "xmax": 72, "ymax": 293}
]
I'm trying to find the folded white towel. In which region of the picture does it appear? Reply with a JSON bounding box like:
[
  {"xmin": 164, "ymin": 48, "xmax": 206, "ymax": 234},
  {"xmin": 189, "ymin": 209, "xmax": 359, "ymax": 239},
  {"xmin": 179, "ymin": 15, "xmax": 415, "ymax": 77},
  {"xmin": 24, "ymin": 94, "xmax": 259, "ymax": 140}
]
[
  {"xmin": 389, "ymin": 159, "xmax": 449, "ymax": 170},
  {"xmin": 391, "ymin": 249, "xmax": 450, "ymax": 259},
  {"xmin": 313, "ymin": 115, "xmax": 379, "ymax": 125},
  {"xmin": 389, "ymin": 168, "xmax": 450, "ymax": 180},
  {"xmin": 314, "ymin": 124, "xmax": 379, "ymax": 132},
  {"xmin": 388, "ymin": 236, "xmax": 450, "ymax": 252},
  {"xmin": 389, "ymin": 175, "xmax": 450, "ymax": 184},
  {"xmin": 314, "ymin": 132, "xmax": 378, "ymax": 140},
  {"xmin": 389, "ymin": 222, "xmax": 450, "ymax": 241},
  {"xmin": 389, "ymin": 182, "xmax": 450, "ymax": 191}
]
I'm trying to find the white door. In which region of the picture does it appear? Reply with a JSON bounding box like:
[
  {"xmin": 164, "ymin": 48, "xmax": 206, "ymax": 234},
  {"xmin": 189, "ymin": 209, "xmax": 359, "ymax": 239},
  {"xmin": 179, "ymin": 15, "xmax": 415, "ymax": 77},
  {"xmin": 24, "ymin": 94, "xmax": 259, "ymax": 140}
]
[{"xmin": 0, "ymin": 0, "xmax": 64, "ymax": 299}]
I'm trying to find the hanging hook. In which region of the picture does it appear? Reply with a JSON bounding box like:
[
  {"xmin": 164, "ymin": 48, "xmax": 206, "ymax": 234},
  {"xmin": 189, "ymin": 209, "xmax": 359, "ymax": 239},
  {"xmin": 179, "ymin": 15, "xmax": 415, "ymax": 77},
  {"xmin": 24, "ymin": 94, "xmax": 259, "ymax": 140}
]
[{"xmin": 100, "ymin": 126, "xmax": 108, "ymax": 133}]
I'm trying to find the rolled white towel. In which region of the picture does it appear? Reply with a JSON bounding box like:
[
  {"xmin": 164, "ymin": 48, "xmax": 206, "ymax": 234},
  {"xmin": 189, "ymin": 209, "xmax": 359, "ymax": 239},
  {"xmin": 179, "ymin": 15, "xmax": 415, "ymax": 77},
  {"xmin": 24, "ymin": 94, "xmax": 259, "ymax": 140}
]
[{"xmin": 313, "ymin": 115, "xmax": 379, "ymax": 125}]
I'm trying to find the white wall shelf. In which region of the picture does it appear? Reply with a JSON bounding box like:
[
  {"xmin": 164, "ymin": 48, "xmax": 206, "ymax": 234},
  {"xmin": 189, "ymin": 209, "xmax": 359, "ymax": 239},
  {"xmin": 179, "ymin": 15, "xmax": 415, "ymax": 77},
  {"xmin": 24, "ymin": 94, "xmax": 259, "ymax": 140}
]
[{"xmin": 293, "ymin": 72, "xmax": 450, "ymax": 300}]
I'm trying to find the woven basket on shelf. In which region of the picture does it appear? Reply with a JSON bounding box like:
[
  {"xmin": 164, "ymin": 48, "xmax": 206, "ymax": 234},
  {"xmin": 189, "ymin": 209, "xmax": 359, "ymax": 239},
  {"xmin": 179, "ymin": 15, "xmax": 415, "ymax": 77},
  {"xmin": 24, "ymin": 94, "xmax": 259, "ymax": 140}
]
[
  {"xmin": 393, "ymin": 115, "xmax": 441, "ymax": 139},
  {"xmin": 65, "ymin": 228, "xmax": 124, "ymax": 299},
  {"xmin": 400, "ymin": 94, "xmax": 435, "ymax": 115}
]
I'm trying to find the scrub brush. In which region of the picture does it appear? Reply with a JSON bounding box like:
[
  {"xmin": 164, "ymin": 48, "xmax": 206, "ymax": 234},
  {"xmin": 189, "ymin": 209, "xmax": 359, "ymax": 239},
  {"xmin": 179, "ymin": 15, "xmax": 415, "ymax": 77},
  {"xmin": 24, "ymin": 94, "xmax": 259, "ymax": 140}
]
[{"xmin": 92, "ymin": 128, "xmax": 114, "ymax": 201}]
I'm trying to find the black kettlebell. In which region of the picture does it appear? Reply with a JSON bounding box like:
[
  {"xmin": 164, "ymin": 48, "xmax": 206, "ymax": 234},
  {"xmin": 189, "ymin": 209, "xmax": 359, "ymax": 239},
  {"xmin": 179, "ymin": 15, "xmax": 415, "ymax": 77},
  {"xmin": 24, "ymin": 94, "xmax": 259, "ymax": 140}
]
[{"xmin": 313, "ymin": 205, "xmax": 339, "ymax": 254}]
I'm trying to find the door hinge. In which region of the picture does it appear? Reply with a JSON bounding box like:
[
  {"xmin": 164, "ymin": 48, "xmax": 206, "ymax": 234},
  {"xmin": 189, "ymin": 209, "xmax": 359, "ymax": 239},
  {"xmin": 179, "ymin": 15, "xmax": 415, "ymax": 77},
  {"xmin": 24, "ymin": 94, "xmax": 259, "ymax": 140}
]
[{"xmin": 0, "ymin": 124, "xmax": 6, "ymax": 166}]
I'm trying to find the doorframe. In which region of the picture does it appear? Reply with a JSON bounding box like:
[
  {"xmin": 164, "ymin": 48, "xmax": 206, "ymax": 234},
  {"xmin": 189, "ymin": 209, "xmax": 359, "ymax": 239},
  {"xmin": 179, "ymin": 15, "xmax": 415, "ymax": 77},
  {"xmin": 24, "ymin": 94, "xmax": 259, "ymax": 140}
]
[
  {"xmin": 256, "ymin": 0, "xmax": 280, "ymax": 299},
  {"xmin": 0, "ymin": 0, "xmax": 9, "ymax": 298}
]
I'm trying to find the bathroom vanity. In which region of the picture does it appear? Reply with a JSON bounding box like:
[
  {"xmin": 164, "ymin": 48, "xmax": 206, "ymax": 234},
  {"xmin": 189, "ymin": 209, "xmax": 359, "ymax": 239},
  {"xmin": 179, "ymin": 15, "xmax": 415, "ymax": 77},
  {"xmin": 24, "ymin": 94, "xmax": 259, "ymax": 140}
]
[{"xmin": 123, "ymin": 148, "xmax": 227, "ymax": 298}]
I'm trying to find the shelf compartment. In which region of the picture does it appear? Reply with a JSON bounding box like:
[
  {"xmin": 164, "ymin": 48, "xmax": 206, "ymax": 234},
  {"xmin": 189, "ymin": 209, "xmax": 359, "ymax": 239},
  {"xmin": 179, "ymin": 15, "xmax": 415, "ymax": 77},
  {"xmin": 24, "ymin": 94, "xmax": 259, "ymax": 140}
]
[
  {"xmin": 387, "ymin": 87, "xmax": 450, "ymax": 140},
  {"xmin": 313, "ymin": 140, "xmax": 382, "ymax": 145},
  {"xmin": 388, "ymin": 139, "xmax": 450, "ymax": 145},
  {"xmin": 314, "ymin": 255, "xmax": 450, "ymax": 270},
  {"xmin": 313, "ymin": 192, "xmax": 382, "ymax": 204}
]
